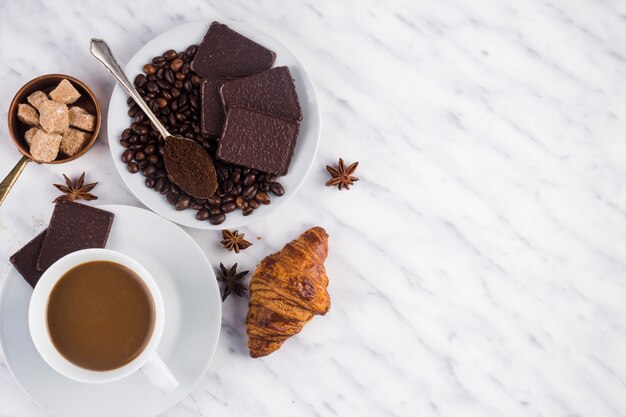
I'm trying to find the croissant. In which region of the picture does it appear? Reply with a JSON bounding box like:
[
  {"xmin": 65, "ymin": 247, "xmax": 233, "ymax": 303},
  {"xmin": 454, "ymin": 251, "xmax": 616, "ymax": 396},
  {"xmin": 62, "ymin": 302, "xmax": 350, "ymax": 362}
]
[{"xmin": 246, "ymin": 227, "xmax": 330, "ymax": 358}]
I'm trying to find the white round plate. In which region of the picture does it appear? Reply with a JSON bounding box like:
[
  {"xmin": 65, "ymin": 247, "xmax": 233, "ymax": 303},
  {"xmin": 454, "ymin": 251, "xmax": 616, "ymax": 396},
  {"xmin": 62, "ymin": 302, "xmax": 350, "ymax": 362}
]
[
  {"xmin": 108, "ymin": 21, "xmax": 320, "ymax": 229},
  {"xmin": 0, "ymin": 205, "xmax": 222, "ymax": 417}
]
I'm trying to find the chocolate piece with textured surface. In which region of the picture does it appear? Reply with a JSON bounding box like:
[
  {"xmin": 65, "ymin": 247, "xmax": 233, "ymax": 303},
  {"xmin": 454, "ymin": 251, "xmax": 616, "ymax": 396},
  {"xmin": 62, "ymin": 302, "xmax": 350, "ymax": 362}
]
[
  {"xmin": 36, "ymin": 202, "xmax": 114, "ymax": 271},
  {"xmin": 217, "ymin": 107, "xmax": 299, "ymax": 175},
  {"xmin": 220, "ymin": 66, "xmax": 302, "ymax": 122},
  {"xmin": 191, "ymin": 22, "xmax": 276, "ymax": 79},
  {"xmin": 201, "ymin": 78, "xmax": 229, "ymax": 136},
  {"xmin": 10, "ymin": 230, "xmax": 47, "ymax": 288}
]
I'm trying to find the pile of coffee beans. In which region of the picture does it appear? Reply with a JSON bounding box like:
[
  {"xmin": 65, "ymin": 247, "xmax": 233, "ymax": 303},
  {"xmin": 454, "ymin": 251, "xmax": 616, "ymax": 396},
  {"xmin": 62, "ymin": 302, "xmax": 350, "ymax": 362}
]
[{"xmin": 119, "ymin": 45, "xmax": 285, "ymax": 225}]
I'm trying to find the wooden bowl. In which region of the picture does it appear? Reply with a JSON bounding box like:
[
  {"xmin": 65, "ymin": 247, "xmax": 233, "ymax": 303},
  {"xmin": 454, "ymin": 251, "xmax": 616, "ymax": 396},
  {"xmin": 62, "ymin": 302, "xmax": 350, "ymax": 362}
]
[{"xmin": 7, "ymin": 74, "xmax": 101, "ymax": 164}]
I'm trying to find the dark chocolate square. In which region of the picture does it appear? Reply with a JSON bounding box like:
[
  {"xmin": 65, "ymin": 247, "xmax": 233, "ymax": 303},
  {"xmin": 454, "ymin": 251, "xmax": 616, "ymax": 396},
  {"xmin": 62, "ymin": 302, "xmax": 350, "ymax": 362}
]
[
  {"xmin": 10, "ymin": 230, "xmax": 47, "ymax": 288},
  {"xmin": 36, "ymin": 202, "xmax": 114, "ymax": 271},
  {"xmin": 216, "ymin": 107, "xmax": 299, "ymax": 175},
  {"xmin": 220, "ymin": 66, "xmax": 302, "ymax": 122},
  {"xmin": 201, "ymin": 78, "xmax": 229, "ymax": 136},
  {"xmin": 191, "ymin": 22, "xmax": 276, "ymax": 79}
]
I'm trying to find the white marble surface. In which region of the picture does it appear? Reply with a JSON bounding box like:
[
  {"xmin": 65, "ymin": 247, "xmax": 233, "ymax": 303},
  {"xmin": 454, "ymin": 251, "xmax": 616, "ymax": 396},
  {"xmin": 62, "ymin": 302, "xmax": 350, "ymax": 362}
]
[{"xmin": 1, "ymin": 0, "xmax": 626, "ymax": 416}]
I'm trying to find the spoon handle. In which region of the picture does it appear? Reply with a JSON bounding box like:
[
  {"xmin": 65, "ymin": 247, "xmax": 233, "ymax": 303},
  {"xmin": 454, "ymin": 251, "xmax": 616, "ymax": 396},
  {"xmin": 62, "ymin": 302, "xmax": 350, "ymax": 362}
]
[{"xmin": 90, "ymin": 38, "xmax": 171, "ymax": 139}]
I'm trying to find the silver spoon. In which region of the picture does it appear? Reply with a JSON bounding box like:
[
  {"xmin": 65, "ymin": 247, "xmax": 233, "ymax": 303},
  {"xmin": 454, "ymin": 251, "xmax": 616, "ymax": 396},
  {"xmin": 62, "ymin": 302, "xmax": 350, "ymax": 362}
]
[{"xmin": 90, "ymin": 38, "xmax": 218, "ymax": 199}]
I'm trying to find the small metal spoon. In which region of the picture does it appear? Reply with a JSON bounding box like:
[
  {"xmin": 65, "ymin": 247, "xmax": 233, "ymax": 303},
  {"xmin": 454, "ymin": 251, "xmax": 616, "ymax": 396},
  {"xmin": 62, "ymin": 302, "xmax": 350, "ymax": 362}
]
[{"xmin": 90, "ymin": 39, "xmax": 217, "ymax": 199}]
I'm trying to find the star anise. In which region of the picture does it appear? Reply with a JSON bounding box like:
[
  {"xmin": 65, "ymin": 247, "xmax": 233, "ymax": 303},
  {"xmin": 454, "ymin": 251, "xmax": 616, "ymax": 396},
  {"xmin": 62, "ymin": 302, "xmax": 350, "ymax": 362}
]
[
  {"xmin": 325, "ymin": 158, "xmax": 359, "ymax": 190},
  {"xmin": 221, "ymin": 229, "xmax": 252, "ymax": 253},
  {"xmin": 53, "ymin": 172, "xmax": 98, "ymax": 203},
  {"xmin": 217, "ymin": 263, "xmax": 249, "ymax": 301}
]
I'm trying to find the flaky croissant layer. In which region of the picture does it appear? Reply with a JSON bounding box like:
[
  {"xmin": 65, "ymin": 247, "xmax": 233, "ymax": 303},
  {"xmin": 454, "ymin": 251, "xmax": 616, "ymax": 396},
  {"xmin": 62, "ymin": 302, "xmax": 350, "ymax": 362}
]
[{"xmin": 246, "ymin": 227, "xmax": 330, "ymax": 358}]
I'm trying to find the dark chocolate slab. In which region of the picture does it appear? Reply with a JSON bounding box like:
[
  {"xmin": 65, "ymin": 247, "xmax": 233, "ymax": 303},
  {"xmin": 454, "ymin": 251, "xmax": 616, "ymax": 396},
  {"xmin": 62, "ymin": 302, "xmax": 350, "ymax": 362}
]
[
  {"xmin": 10, "ymin": 230, "xmax": 47, "ymax": 288},
  {"xmin": 201, "ymin": 78, "xmax": 229, "ymax": 136},
  {"xmin": 191, "ymin": 22, "xmax": 276, "ymax": 79},
  {"xmin": 36, "ymin": 202, "xmax": 114, "ymax": 271},
  {"xmin": 220, "ymin": 66, "xmax": 302, "ymax": 122},
  {"xmin": 216, "ymin": 107, "xmax": 299, "ymax": 175}
]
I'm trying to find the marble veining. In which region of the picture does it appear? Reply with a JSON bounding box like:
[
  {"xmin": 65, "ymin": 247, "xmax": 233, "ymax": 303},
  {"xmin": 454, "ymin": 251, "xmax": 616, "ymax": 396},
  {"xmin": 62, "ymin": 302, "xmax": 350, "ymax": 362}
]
[{"xmin": 1, "ymin": 0, "xmax": 626, "ymax": 416}]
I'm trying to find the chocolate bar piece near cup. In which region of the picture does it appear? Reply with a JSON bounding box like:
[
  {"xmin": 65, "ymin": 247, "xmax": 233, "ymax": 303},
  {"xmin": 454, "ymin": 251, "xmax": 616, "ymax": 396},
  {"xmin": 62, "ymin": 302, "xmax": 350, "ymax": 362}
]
[
  {"xmin": 217, "ymin": 107, "xmax": 300, "ymax": 176},
  {"xmin": 191, "ymin": 21, "xmax": 276, "ymax": 79},
  {"xmin": 36, "ymin": 202, "xmax": 114, "ymax": 272},
  {"xmin": 220, "ymin": 66, "xmax": 303, "ymax": 122},
  {"xmin": 10, "ymin": 230, "xmax": 47, "ymax": 288}
]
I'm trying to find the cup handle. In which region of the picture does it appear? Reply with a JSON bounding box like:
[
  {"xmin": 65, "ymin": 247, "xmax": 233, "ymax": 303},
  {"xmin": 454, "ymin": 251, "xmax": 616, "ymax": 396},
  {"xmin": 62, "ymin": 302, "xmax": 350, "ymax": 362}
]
[{"xmin": 140, "ymin": 353, "xmax": 178, "ymax": 393}]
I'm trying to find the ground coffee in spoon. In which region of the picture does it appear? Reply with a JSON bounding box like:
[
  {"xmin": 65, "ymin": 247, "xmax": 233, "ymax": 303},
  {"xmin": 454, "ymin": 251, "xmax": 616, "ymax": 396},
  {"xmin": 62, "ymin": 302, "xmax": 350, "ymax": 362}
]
[{"xmin": 163, "ymin": 137, "xmax": 218, "ymax": 199}]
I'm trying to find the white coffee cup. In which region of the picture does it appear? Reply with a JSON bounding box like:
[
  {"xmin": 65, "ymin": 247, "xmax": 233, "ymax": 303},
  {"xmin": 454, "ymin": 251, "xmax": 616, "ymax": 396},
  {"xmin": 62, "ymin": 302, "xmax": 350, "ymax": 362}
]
[{"xmin": 29, "ymin": 248, "xmax": 178, "ymax": 393}]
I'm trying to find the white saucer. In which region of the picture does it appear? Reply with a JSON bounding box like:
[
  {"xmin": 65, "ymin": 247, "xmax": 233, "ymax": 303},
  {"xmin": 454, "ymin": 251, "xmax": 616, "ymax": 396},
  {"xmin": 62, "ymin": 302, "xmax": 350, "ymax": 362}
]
[
  {"xmin": 107, "ymin": 20, "xmax": 321, "ymax": 230},
  {"xmin": 0, "ymin": 204, "xmax": 222, "ymax": 417}
]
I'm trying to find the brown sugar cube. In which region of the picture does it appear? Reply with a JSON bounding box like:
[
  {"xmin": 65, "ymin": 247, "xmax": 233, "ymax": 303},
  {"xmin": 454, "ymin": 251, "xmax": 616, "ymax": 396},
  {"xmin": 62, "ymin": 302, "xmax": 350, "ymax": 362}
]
[
  {"xmin": 49, "ymin": 79, "xmax": 81, "ymax": 105},
  {"xmin": 27, "ymin": 91, "xmax": 49, "ymax": 110},
  {"xmin": 60, "ymin": 128, "xmax": 91, "ymax": 156},
  {"xmin": 39, "ymin": 100, "xmax": 69, "ymax": 134},
  {"xmin": 24, "ymin": 127, "xmax": 42, "ymax": 147},
  {"xmin": 68, "ymin": 106, "xmax": 96, "ymax": 132},
  {"xmin": 30, "ymin": 130, "xmax": 62, "ymax": 162},
  {"xmin": 17, "ymin": 103, "xmax": 39, "ymax": 126}
]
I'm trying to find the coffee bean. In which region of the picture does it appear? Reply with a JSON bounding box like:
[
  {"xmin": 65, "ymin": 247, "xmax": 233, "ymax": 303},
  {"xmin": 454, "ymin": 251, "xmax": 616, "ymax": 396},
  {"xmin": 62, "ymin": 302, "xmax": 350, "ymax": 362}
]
[
  {"xmin": 209, "ymin": 214, "xmax": 226, "ymax": 225},
  {"xmin": 156, "ymin": 67, "xmax": 165, "ymax": 79},
  {"xmin": 255, "ymin": 192, "xmax": 271, "ymax": 205},
  {"xmin": 155, "ymin": 178, "xmax": 165, "ymax": 192},
  {"xmin": 156, "ymin": 79, "xmax": 171, "ymax": 90},
  {"xmin": 143, "ymin": 165, "xmax": 156, "ymax": 177},
  {"xmin": 138, "ymin": 160, "xmax": 148, "ymax": 170},
  {"xmin": 175, "ymin": 195, "xmax": 191, "ymax": 210},
  {"xmin": 222, "ymin": 202, "xmax": 237, "ymax": 213},
  {"xmin": 168, "ymin": 113, "xmax": 177, "ymax": 126},
  {"xmin": 121, "ymin": 149, "xmax": 134, "ymax": 163},
  {"xmin": 156, "ymin": 98, "xmax": 168, "ymax": 109},
  {"xmin": 190, "ymin": 202, "xmax": 204, "ymax": 210},
  {"xmin": 243, "ymin": 173, "xmax": 256, "ymax": 186},
  {"xmin": 135, "ymin": 151, "xmax": 146, "ymax": 161},
  {"xmin": 171, "ymin": 87, "xmax": 181, "ymax": 98},
  {"xmin": 134, "ymin": 113, "xmax": 145, "ymax": 124},
  {"xmin": 145, "ymin": 177, "xmax": 156, "ymax": 188},
  {"xmin": 259, "ymin": 182, "xmax": 270, "ymax": 192},
  {"xmin": 134, "ymin": 74, "xmax": 147, "ymax": 88},
  {"xmin": 175, "ymin": 112, "xmax": 186, "ymax": 122},
  {"xmin": 207, "ymin": 196, "xmax": 221, "ymax": 206},
  {"xmin": 230, "ymin": 171, "xmax": 241, "ymax": 184},
  {"xmin": 144, "ymin": 144, "xmax": 156, "ymax": 155},
  {"xmin": 248, "ymin": 199, "xmax": 260, "ymax": 209},
  {"xmin": 166, "ymin": 192, "xmax": 177, "ymax": 205},
  {"xmin": 135, "ymin": 125, "xmax": 149, "ymax": 136},
  {"xmin": 160, "ymin": 183, "xmax": 171, "ymax": 195},
  {"xmin": 235, "ymin": 196, "xmax": 246, "ymax": 208},
  {"xmin": 146, "ymin": 81, "xmax": 158, "ymax": 93},
  {"xmin": 196, "ymin": 209, "xmax": 209, "ymax": 220},
  {"xmin": 222, "ymin": 195, "xmax": 235, "ymax": 203},
  {"xmin": 175, "ymin": 72, "xmax": 186, "ymax": 80},
  {"xmin": 121, "ymin": 128, "xmax": 132, "ymax": 140},
  {"xmin": 153, "ymin": 56, "xmax": 166, "ymax": 66},
  {"xmin": 183, "ymin": 80, "xmax": 193, "ymax": 92},
  {"xmin": 154, "ymin": 169, "xmax": 167, "ymax": 178},
  {"xmin": 149, "ymin": 100, "xmax": 160, "ymax": 113},
  {"xmin": 130, "ymin": 144, "xmax": 143, "ymax": 151},
  {"xmin": 120, "ymin": 140, "xmax": 130, "ymax": 148},
  {"xmin": 181, "ymin": 63, "xmax": 190, "ymax": 75},
  {"xmin": 270, "ymin": 182, "xmax": 285, "ymax": 196},
  {"xmin": 185, "ymin": 45, "xmax": 198, "ymax": 58},
  {"xmin": 243, "ymin": 184, "xmax": 258, "ymax": 200},
  {"xmin": 148, "ymin": 154, "xmax": 159, "ymax": 165},
  {"xmin": 170, "ymin": 58, "xmax": 184, "ymax": 72},
  {"xmin": 232, "ymin": 184, "xmax": 243, "ymax": 196},
  {"xmin": 190, "ymin": 75, "xmax": 202, "ymax": 87},
  {"xmin": 165, "ymin": 69, "xmax": 175, "ymax": 84},
  {"xmin": 209, "ymin": 207, "xmax": 222, "ymax": 216},
  {"xmin": 127, "ymin": 162, "xmax": 139, "ymax": 173},
  {"xmin": 242, "ymin": 207, "xmax": 254, "ymax": 216},
  {"xmin": 144, "ymin": 64, "xmax": 156, "ymax": 74},
  {"xmin": 164, "ymin": 49, "xmax": 177, "ymax": 60},
  {"xmin": 221, "ymin": 179, "xmax": 233, "ymax": 194}
]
